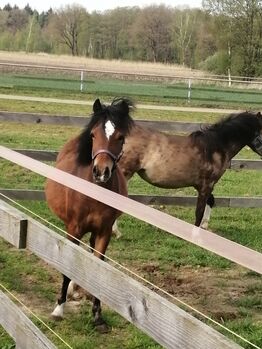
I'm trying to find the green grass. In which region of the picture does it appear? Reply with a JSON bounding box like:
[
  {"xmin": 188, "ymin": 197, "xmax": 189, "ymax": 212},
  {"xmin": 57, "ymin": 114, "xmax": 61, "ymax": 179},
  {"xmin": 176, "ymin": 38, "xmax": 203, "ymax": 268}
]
[
  {"xmin": 220, "ymin": 319, "xmax": 262, "ymax": 348},
  {"xmin": 0, "ymin": 330, "xmax": 15, "ymax": 349}
]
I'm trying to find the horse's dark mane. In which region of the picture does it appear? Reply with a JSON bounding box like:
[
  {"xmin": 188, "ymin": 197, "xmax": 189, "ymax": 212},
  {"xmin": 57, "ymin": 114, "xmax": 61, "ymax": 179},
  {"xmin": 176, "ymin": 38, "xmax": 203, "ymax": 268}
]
[
  {"xmin": 77, "ymin": 97, "xmax": 134, "ymax": 165},
  {"xmin": 190, "ymin": 111, "xmax": 262, "ymax": 161}
]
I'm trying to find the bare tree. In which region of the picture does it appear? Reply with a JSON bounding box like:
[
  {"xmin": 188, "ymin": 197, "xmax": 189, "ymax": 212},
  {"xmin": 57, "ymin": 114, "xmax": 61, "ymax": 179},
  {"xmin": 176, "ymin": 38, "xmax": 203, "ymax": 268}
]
[
  {"xmin": 131, "ymin": 5, "xmax": 173, "ymax": 62},
  {"xmin": 6, "ymin": 7, "xmax": 29, "ymax": 33},
  {"xmin": 172, "ymin": 9, "xmax": 197, "ymax": 66},
  {"xmin": 50, "ymin": 5, "xmax": 87, "ymax": 56}
]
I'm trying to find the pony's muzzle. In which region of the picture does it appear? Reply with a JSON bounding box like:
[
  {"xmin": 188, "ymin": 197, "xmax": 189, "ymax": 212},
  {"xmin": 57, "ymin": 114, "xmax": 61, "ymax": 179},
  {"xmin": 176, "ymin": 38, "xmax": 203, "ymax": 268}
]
[{"xmin": 93, "ymin": 165, "xmax": 111, "ymax": 183}]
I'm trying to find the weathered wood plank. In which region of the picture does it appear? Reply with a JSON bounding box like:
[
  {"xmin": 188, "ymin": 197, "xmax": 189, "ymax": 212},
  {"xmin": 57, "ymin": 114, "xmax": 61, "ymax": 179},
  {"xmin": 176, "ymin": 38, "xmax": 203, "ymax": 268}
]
[
  {"xmin": 0, "ymin": 291, "xmax": 57, "ymax": 349},
  {"xmin": 16, "ymin": 149, "xmax": 58, "ymax": 162},
  {"xmin": 26, "ymin": 217, "xmax": 243, "ymax": 349},
  {"xmin": 0, "ymin": 111, "xmax": 204, "ymax": 131},
  {"xmin": 230, "ymin": 197, "xmax": 262, "ymax": 208},
  {"xmin": 8, "ymin": 149, "xmax": 262, "ymax": 170},
  {"xmin": 229, "ymin": 158, "xmax": 262, "ymax": 170},
  {"xmin": 0, "ymin": 200, "xmax": 27, "ymax": 248},
  {"xmin": 0, "ymin": 148, "xmax": 261, "ymax": 274},
  {"xmin": 1, "ymin": 189, "xmax": 262, "ymax": 208},
  {"xmin": 0, "ymin": 111, "xmax": 88, "ymax": 126},
  {"xmin": 0, "ymin": 189, "xmax": 46, "ymax": 201}
]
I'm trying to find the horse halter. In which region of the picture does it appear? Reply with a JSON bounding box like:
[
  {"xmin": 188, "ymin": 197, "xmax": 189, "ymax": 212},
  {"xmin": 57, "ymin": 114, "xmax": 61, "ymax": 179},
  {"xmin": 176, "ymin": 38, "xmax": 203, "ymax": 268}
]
[
  {"xmin": 252, "ymin": 134, "xmax": 262, "ymax": 154},
  {"xmin": 92, "ymin": 149, "xmax": 123, "ymax": 170}
]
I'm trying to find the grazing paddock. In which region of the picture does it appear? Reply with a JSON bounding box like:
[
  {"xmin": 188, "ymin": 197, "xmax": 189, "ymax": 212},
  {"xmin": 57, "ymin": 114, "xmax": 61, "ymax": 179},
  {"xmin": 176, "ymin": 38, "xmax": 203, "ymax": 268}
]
[{"xmin": 0, "ymin": 60, "xmax": 261, "ymax": 348}]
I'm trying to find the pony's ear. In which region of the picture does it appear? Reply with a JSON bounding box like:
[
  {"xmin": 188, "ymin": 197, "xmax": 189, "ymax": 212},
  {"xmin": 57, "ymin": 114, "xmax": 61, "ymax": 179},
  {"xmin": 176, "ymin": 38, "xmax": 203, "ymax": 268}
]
[
  {"xmin": 257, "ymin": 111, "xmax": 261, "ymax": 118},
  {"xmin": 93, "ymin": 99, "xmax": 102, "ymax": 113},
  {"xmin": 119, "ymin": 100, "xmax": 130, "ymax": 115}
]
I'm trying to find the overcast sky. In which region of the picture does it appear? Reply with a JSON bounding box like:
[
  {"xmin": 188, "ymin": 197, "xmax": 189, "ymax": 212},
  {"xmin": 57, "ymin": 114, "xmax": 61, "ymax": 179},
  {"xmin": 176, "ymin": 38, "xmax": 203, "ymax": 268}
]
[{"xmin": 3, "ymin": 0, "xmax": 202, "ymax": 13}]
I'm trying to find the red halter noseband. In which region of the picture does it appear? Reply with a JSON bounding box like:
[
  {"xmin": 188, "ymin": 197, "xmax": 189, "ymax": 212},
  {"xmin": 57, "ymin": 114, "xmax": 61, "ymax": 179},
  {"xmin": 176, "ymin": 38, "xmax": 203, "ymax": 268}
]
[{"xmin": 92, "ymin": 149, "xmax": 123, "ymax": 170}]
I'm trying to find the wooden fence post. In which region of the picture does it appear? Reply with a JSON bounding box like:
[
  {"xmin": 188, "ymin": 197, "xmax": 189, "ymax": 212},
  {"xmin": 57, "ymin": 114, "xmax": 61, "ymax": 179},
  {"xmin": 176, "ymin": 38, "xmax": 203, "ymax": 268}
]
[{"xmin": 0, "ymin": 200, "xmax": 27, "ymax": 248}]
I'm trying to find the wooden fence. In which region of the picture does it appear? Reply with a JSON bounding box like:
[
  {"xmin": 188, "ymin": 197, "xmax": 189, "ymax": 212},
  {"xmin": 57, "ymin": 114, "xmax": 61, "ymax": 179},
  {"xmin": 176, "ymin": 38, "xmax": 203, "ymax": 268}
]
[
  {"xmin": 1, "ymin": 146, "xmax": 262, "ymax": 347},
  {"xmin": 1, "ymin": 110, "xmax": 211, "ymax": 130},
  {"xmin": 0, "ymin": 198, "xmax": 245, "ymax": 349},
  {"xmin": 1, "ymin": 111, "xmax": 262, "ymax": 208},
  {"xmin": 1, "ymin": 147, "xmax": 261, "ymax": 271}
]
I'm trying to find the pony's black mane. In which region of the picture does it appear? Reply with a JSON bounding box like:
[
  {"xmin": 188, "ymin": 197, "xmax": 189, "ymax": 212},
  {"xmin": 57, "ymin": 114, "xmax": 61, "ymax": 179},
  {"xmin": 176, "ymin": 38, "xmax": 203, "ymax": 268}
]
[
  {"xmin": 190, "ymin": 111, "xmax": 262, "ymax": 161},
  {"xmin": 77, "ymin": 97, "xmax": 134, "ymax": 165}
]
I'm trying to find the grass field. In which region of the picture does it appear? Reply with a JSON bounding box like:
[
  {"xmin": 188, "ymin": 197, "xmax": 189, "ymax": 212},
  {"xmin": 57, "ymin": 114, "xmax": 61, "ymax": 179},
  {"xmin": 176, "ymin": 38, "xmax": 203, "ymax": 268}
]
[{"xmin": 0, "ymin": 56, "xmax": 262, "ymax": 349}]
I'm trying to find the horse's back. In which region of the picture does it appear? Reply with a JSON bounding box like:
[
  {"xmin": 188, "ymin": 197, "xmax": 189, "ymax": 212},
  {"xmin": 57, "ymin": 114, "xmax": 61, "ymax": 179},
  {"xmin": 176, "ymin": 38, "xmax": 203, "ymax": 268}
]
[{"xmin": 120, "ymin": 125, "xmax": 201, "ymax": 187}]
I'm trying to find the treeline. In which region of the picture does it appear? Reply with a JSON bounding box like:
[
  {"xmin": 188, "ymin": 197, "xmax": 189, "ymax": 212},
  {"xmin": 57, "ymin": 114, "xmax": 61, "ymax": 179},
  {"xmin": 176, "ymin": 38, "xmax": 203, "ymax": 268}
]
[{"xmin": 1, "ymin": 1, "xmax": 262, "ymax": 77}]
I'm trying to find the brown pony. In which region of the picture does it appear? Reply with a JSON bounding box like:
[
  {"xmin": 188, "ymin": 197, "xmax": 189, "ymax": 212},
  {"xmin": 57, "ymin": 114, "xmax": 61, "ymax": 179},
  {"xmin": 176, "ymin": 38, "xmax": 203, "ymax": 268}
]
[
  {"xmin": 118, "ymin": 111, "xmax": 262, "ymax": 229},
  {"xmin": 45, "ymin": 97, "xmax": 134, "ymax": 332}
]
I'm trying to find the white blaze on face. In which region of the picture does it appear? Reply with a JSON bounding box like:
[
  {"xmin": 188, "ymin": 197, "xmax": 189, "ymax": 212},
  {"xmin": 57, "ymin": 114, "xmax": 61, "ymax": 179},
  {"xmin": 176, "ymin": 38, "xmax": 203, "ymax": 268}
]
[{"xmin": 105, "ymin": 120, "xmax": 115, "ymax": 139}]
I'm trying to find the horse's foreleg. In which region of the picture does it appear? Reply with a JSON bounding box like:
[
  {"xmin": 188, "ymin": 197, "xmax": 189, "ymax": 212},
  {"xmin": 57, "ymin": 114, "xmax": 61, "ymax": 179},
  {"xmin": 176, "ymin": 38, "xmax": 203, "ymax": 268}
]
[
  {"xmin": 52, "ymin": 274, "xmax": 71, "ymax": 320},
  {"xmin": 200, "ymin": 194, "xmax": 215, "ymax": 229},
  {"xmin": 91, "ymin": 230, "xmax": 112, "ymax": 333},
  {"xmin": 112, "ymin": 220, "xmax": 122, "ymax": 239},
  {"xmin": 52, "ymin": 225, "xmax": 81, "ymax": 320},
  {"xmin": 195, "ymin": 191, "xmax": 211, "ymax": 227},
  {"xmin": 195, "ymin": 190, "xmax": 215, "ymax": 228}
]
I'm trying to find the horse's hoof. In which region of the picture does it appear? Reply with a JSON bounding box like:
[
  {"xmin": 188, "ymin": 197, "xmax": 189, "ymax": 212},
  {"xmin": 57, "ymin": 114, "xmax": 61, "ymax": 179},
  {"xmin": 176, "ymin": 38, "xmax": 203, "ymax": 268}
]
[
  {"xmin": 51, "ymin": 314, "xmax": 63, "ymax": 321},
  {"xmin": 94, "ymin": 318, "xmax": 110, "ymax": 333},
  {"xmin": 95, "ymin": 323, "xmax": 110, "ymax": 333},
  {"xmin": 112, "ymin": 230, "xmax": 122, "ymax": 239},
  {"xmin": 51, "ymin": 304, "xmax": 64, "ymax": 321}
]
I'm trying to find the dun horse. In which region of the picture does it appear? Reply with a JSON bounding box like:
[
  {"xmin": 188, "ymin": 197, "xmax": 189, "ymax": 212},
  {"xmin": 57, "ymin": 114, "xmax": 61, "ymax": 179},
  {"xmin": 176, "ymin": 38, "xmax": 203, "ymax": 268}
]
[
  {"xmin": 118, "ymin": 111, "xmax": 262, "ymax": 229},
  {"xmin": 45, "ymin": 97, "xmax": 134, "ymax": 332}
]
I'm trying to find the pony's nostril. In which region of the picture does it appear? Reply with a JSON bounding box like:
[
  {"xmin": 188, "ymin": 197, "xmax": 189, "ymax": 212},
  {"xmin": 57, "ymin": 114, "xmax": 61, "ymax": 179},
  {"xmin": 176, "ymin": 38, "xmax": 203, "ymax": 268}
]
[
  {"xmin": 104, "ymin": 167, "xmax": 110, "ymax": 179},
  {"xmin": 93, "ymin": 165, "xmax": 98, "ymax": 177}
]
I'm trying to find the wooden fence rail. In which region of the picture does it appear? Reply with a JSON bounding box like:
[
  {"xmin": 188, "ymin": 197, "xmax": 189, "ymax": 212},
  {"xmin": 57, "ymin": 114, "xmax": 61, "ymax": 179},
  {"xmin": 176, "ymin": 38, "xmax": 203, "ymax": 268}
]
[
  {"xmin": 0, "ymin": 199, "xmax": 243, "ymax": 349},
  {"xmin": 11, "ymin": 148, "xmax": 262, "ymax": 170},
  {"xmin": 1, "ymin": 146, "xmax": 261, "ymax": 274},
  {"xmin": 2, "ymin": 110, "xmax": 253, "ymax": 132},
  {"xmin": 0, "ymin": 110, "xmax": 217, "ymax": 131},
  {"xmin": 1, "ymin": 189, "xmax": 262, "ymax": 208},
  {"xmin": 0, "ymin": 290, "xmax": 57, "ymax": 349},
  {"xmin": 1, "ymin": 147, "xmax": 261, "ymax": 209}
]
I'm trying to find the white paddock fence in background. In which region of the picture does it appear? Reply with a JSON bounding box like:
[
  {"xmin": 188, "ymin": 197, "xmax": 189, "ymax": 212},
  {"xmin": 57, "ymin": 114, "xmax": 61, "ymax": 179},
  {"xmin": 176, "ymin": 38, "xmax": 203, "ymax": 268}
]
[
  {"xmin": 1, "ymin": 146, "xmax": 262, "ymax": 348},
  {"xmin": 1, "ymin": 61, "xmax": 262, "ymax": 87}
]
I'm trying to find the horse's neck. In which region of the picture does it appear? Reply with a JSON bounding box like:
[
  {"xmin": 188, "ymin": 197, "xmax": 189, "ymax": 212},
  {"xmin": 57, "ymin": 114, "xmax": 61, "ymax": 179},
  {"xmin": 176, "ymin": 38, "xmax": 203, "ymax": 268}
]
[{"xmin": 225, "ymin": 140, "xmax": 247, "ymax": 160}]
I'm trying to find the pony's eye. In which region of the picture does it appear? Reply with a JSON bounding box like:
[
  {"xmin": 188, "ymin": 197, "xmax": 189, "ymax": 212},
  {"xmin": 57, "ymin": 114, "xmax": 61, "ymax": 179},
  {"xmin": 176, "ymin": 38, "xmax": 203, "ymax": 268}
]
[{"xmin": 118, "ymin": 135, "xmax": 124, "ymax": 142}]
